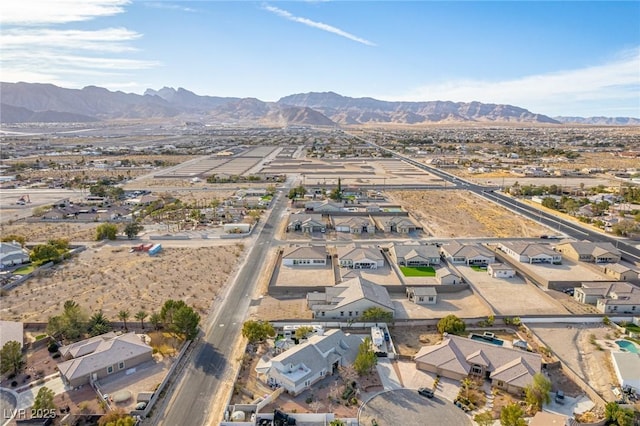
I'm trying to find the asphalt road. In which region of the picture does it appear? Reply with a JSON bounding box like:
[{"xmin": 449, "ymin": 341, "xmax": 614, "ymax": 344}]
[
  {"xmin": 364, "ymin": 140, "xmax": 640, "ymax": 265},
  {"xmin": 151, "ymin": 189, "xmax": 289, "ymax": 426}
]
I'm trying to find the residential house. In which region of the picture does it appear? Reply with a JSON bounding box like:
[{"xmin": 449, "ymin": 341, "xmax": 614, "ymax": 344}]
[
  {"xmin": 256, "ymin": 329, "xmax": 349, "ymax": 395},
  {"xmin": 57, "ymin": 332, "xmax": 153, "ymax": 387},
  {"xmin": 305, "ymin": 200, "xmax": 344, "ymax": 213},
  {"xmin": 574, "ymin": 282, "xmax": 640, "ymax": 314},
  {"xmin": 286, "ymin": 214, "xmax": 326, "ymax": 233},
  {"xmin": 498, "ymin": 242, "xmax": 562, "ymax": 264},
  {"xmin": 374, "ymin": 216, "xmax": 421, "ymax": 234},
  {"xmin": 440, "ymin": 242, "xmax": 495, "ymax": 266},
  {"xmin": 487, "ymin": 263, "xmax": 516, "ymax": 279},
  {"xmin": 331, "ymin": 216, "xmax": 375, "ymax": 234},
  {"xmin": 413, "ymin": 335, "xmax": 542, "ymax": 394},
  {"xmin": 307, "ymin": 276, "xmax": 394, "ymax": 319},
  {"xmin": 391, "ymin": 243, "xmax": 441, "ymax": 266},
  {"xmin": 436, "ymin": 267, "xmax": 461, "ymax": 285},
  {"xmin": 282, "ymin": 245, "xmax": 328, "ymax": 266},
  {"xmin": 610, "ymin": 352, "xmax": 640, "ymax": 392},
  {"xmin": 601, "ymin": 263, "xmax": 639, "ymax": 282},
  {"xmin": 406, "ymin": 287, "xmax": 437, "ymax": 305},
  {"xmin": 0, "ymin": 242, "xmax": 30, "ymax": 267},
  {"xmin": 554, "ymin": 241, "xmax": 621, "ymax": 264},
  {"xmin": 337, "ymin": 245, "xmax": 384, "ymax": 269}
]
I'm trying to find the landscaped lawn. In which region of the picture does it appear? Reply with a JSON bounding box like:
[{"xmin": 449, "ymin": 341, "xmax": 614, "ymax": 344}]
[
  {"xmin": 13, "ymin": 265, "xmax": 35, "ymax": 275},
  {"xmin": 470, "ymin": 265, "xmax": 487, "ymax": 272},
  {"xmin": 400, "ymin": 266, "xmax": 436, "ymax": 277}
]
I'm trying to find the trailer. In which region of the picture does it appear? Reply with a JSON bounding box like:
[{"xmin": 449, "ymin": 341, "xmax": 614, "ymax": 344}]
[{"xmin": 148, "ymin": 244, "xmax": 162, "ymax": 256}]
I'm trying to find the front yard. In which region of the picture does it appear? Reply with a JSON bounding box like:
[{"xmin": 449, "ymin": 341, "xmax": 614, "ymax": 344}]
[{"xmin": 400, "ymin": 266, "xmax": 435, "ymax": 277}]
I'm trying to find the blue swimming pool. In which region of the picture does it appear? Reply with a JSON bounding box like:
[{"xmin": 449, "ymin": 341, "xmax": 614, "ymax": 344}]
[
  {"xmin": 616, "ymin": 340, "xmax": 640, "ymax": 354},
  {"xmin": 470, "ymin": 333, "xmax": 505, "ymax": 346}
]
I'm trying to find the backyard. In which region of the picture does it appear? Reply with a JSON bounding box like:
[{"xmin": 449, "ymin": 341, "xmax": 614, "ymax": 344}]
[{"xmin": 399, "ymin": 266, "xmax": 435, "ymax": 277}]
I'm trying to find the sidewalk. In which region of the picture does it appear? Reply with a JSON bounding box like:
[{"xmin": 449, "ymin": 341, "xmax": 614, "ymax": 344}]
[
  {"xmin": 16, "ymin": 374, "xmax": 70, "ymax": 410},
  {"xmin": 375, "ymin": 359, "xmax": 402, "ymax": 390}
]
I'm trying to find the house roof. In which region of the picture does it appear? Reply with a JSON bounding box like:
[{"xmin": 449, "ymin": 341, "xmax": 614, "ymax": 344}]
[
  {"xmin": 610, "ymin": 352, "xmax": 640, "ymax": 385},
  {"xmin": 57, "ymin": 332, "xmax": 152, "ymax": 382},
  {"xmin": 0, "ymin": 242, "xmax": 28, "ymax": 256},
  {"xmin": 602, "ymin": 263, "xmax": 636, "ymax": 274},
  {"xmin": 393, "ymin": 243, "xmax": 440, "ymax": 260},
  {"xmin": 556, "ymin": 241, "xmax": 620, "ymax": 257},
  {"xmin": 435, "ymin": 267, "xmax": 458, "ymax": 279},
  {"xmin": 312, "ymin": 276, "xmax": 394, "ymax": 311},
  {"xmin": 337, "ymin": 245, "xmax": 383, "ymax": 262},
  {"xmin": 442, "ymin": 242, "xmax": 494, "ymax": 259},
  {"xmin": 499, "ymin": 242, "xmax": 558, "ymax": 257},
  {"xmin": 414, "ymin": 335, "xmax": 541, "ymax": 388},
  {"xmin": 332, "ymin": 216, "xmax": 373, "ymax": 228},
  {"xmin": 287, "ymin": 214, "xmax": 324, "ymax": 227},
  {"xmin": 376, "ymin": 216, "xmax": 418, "ymax": 228},
  {"xmin": 282, "ymin": 245, "xmax": 327, "ymax": 260},
  {"xmin": 408, "ymin": 287, "xmax": 437, "ymax": 297},
  {"xmin": 488, "ymin": 263, "xmax": 514, "ymax": 271}
]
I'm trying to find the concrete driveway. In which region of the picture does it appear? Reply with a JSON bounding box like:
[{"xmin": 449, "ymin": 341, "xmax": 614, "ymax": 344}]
[
  {"xmin": 395, "ymin": 360, "xmax": 461, "ymax": 402},
  {"xmin": 359, "ymin": 388, "xmax": 471, "ymax": 426}
]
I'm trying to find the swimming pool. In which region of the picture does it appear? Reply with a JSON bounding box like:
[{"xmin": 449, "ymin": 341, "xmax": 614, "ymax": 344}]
[
  {"xmin": 470, "ymin": 333, "xmax": 505, "ymax": 346},
  {"xmin": 616, "ymin": 340, "xmax": 640, "ymax": 354}
]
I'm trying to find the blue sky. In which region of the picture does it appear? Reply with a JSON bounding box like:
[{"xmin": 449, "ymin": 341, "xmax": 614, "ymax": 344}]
[{"xmin": 1, "ymin": 0, "xmax": 639, "ymax": 117}]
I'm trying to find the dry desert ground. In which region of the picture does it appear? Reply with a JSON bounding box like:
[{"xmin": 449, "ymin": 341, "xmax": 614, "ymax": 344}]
[
  {"xmin": 388, "ymin": 190, "xmax": 550, "ymax": 238},
  {"xmin": 0, "ymin": 243, "xmax": 245, "ymax": 323}
]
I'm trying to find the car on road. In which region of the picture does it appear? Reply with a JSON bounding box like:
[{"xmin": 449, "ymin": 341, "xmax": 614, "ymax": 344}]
[{"xmin": 418, "ymin": 387, "xmax": 434, "ymax": 398}]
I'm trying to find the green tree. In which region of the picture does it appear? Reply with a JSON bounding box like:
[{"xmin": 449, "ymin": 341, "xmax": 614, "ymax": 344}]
[
  {"xmin": 47, "ymin": 300, "xmax": 89, "ymax": 342},
  {"xmin": 32, "ymin": 386, "xmax": 55, "ymax": 411},
  {"xmin": 118, "ymin": 310, "xmax": 130, "ymax": 331},
  {"xmin": 98, "ymin": 408, "xmax": 136, "ymax": 426},
  {"xmin": 500, "ymin": 403, "xmax": 526, "ymax": 426},
  {"xmin": 160, "ymin": 299, "xmax": 188, "ymax": 326},
  {"xmin": 541, "ymin": 197, "xmax": 558, "ymax": 209},
  {"xmin": 353, "ymin": 337, "xmax": 377, "ymax": 375},
  {"xmin": 30, "ymin": 243, "xmax": 63, "ymax": 264},
  {"xmin": 48, "ymin": 238, "xmax": 69, "ymax": 251},
  {"xmin": 437, "ymin": 314, "xmax": 466, "ymax": 335},
  {"xmin": 241, "ymin": 320, "xmax": 276, "ymax": 343},
  {"xmin": 124, "ymin": 222, "xmax": 144, "ymax": 239},
  {"xmin": 88, "ymin": 310, "xmax": 112, "ymax": 336},
  {"xmin": 329, "ymin": 420, "xmax": 346, "ymax": 426},
  {"xmin": 172, "ymin": 305, "xmax": 200, "ymax": 340},
  {"xmin": 524, "ymin": 372, "xmax": 552, "ymax": 412},
  {"xmin": 605, "ymin": 402, "xmax": 635, "ymax": 426},
  {"xmin": 135, "ymin": 311, "xmax": 147, "ymax": 329},
  {"xmin": 360, "ymin": 307, "xmax": 393, "ymax": 323},
  {"xmin": 0, "ymin": 341, "xmax": 25, "ymax": 376},
  {"xmin": 149, "ymin": 312, "xmax": 162, "ymax": 331},
  {"xmin": 474, "ymin": 411, "xmax": 494, "ymax": 426},
  {"xmin": 294, "ymin": 326, "xmax": 315, "ymax": 340},
  {"xmin": 96, "ymin": 223, "xmax": 118, "ymax": 240}
]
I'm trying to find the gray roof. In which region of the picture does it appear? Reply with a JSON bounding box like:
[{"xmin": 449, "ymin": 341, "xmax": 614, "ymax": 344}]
[
  {"xmin": 442, "ymin": 242, "xmax": 494, "ymax": 259},
  {"xmin": 499, "ymin": 242, "xmax": 558, "ymax": 257},
  {"xmin": 332, "ymin": 216, "xmax": 373, "ymax": 228},
  {"xmin": 602, "ymin": 263, "xmax": 636, "ymax": 274},
  {"xmin": 556, "ymin": 241, "xmax": 620, "ymax": 257},
  {"xmin": 337, "ymin": 245, "xmax": 384, "ymax": 262},
  {"xmin": 282, "ymin": 245, "xmax": 328, "ymax": 260},
  {"xmin": 611, "ymin": 352, "xmax": 640, "ymax": 385},
  {"xmin": 408, "ymin": 287, "xmax": 437, "ymax": 296},
  {"xmin": 436, "ymin": 267, "xmax": 458, "ymax": 278},
  {"xmin": 393, "ymin": 243, "xmax": 440, "ymax": 260},
  {"xmin": 312, "ymin": 276, "xmax": 394, "ymax": 312},
  {"xmin": 288, "ymin": 213, "xmax": 324, "ymax": 227},
  {"xmin": 414, "ymin": 335, "xmax": 541, "ymax": 388},
  {"xmin": 488, "ymin": 263, "xmax": 514, "ymax": 271},
  {"xmin": 57, "ymin": 332, "xmax": 152, "ymax": 381},
  {"xmin": 0, "ymin": 242, "xmax": 28, "ymax": 257}
]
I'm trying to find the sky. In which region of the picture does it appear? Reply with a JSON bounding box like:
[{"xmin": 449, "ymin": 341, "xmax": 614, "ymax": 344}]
[{"xmin": 1, "ymin": 0, "xmax": 639, "ymax": 117}]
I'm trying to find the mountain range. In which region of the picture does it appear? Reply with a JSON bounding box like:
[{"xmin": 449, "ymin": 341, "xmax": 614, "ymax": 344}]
[{"xmin": 0, "ymin": 82, "xmax": 637, "ymax": 126}]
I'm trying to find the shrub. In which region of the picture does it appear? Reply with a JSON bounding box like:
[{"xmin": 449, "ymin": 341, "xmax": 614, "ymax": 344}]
[
  {"xmin": 350, "ymin": 397, "xmax": 358, "ymax": 405},
  {"xmin": 52, "ymin": 353, "xmax": 61, "ymax": 359},
  {"xmin": 47, "ymin": 342, "xmax": 59, "ymax": 353},
  {"xmin": 11, "ymin": 381, "xmax": 18, "ymax": 387},
  {"xmin": 305, "ymin": 397, "xmax": 313, "ymax": 404}
]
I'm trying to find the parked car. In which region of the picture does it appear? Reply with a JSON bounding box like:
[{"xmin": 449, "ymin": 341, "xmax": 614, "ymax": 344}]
[
  {"xmin": 418, "ymin": 387, "xmax": 434, "ymax": 398},
  {"xmin": 384, "ymin": 331, "xmax": 390, "ymax": 342},
  {"xmin": 555, "ymin": 390, "xmax": 565, "ymax": 404}
]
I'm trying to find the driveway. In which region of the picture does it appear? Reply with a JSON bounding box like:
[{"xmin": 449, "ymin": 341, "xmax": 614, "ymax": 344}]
[{"xmin": 359, "ymin": 388, "xmax": 471, "ymax": 426}]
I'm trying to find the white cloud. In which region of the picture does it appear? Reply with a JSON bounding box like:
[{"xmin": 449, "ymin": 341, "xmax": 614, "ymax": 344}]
[
  {"xmin": 263, "ymin": 4, "xmax": 375, "ymax": 46},
  {"xmin": 388, "ymin": 48, "xmax": 640, "ymax": 116},
  {"xmin": 1, "ymin": 28, "xmax": 141, "ymax": 52},
  {"xmin": 145, "ymin": 2, "xmax": 197, "ymax": 13},
  {"xmin": 0, "ymin": 0, "xmax": 130, "ymax": 25}
]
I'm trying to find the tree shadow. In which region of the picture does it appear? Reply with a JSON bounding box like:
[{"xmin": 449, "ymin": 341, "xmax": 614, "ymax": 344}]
[{"xmin": 192, "ymin": 342, "xmax": 227, "ymax": 379}]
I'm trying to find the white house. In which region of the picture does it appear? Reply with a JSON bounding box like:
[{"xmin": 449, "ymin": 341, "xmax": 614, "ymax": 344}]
[
  {"xmin": 0, "ymin": 242, "xmax": 30, "ymax": 268},
  {"xmin": 487, "ymin": 263, "xmax": 516, "ymax": 279},
  {"xmin": 307, "ymin": 276, "xmax": 394, "ymax": 319},
  {"xmin": 282, "ymin": 245, "xmax": 328, "ymax": 266},
  {"xmin": 337, "ymin": 245, "xmax": 384, "ymax": 269},
  {"xmin": 498, "ymin": 242, "xmax": 562, "ymax": 264},
  {"xmin": 440, "ymin": 242, "xmax": 495, "ymax": 266},
  {"xmin": 256, "ymin": 329, "xmax": 349, "ymax": 395},
  {"xmin": 611, "ymin": 352, "xmax": 640, "ymax": 392},
  {"xmin": 574, "ymin": 282, "xmax": 640, "ymax": 314},
  {"xmin": 406, "ymin": 287, "xmax": 437, "ymax": 305}
]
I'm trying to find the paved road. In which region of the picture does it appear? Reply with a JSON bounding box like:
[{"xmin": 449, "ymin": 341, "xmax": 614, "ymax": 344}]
[
  {"xmin": 360, "ymin": 138, "xmax": 640, "ymax": 265},
  {"xmin": 150, "ymin": 190, "xmax": 289, "ymax": 426}
]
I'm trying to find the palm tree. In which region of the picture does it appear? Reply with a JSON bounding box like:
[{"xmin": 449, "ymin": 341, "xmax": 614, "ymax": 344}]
[
  {"xmin": 118, "ymin": 310, "xmax": 130, "ymax": 331},
  {"xmin": 135, "ymin": 311, "xmax": 147, "ymax": 329}
]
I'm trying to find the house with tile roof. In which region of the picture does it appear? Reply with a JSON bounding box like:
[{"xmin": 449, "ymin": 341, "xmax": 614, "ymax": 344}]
[
  {"xmin": 57, "ymin": 332, "xmax": 153, "ymax": 387},
  {"xmin": 282, "ymin": 245, "xmax": 329, "ymax": 266},
  {"xmin": 574, "ymin": 281, "xmax": 640, "ymax": 314},
  {"xmin": 554, "ymin": 241, "xmax": 621, "ymax": 264},
  {"xmin": 255, "ymin": 329, "xmax": 350, "ymax": 395},
  {"xmin": 391, "ymin": 243, "xmax": 441, "ymax": 266},
  {"xmin": 332, "ymin": 216, "xmax": 375, "ymax": 234},
  {"xmin": 286, "ymin": 214, "xmax": 326, "ymax": 233},
  {"xmin": 414, "ymin": 335, "xmax": 542, "ymax": 394},
  {"xmin": 0, "ymin": 242, "xmax": 30, "ymax": 268},
  {"xmin": 406, "ymin": 287, "xmax": 437, "ymax": 305},
  {"xmin": 600, "ymin": 263, "xmax": 639, "ymax": 282},
  {"xmin": 498, "ymin": 242, "xmax": 562, "ymax": 264},
  {"xmin": 373, "ymin": 216, "xmax": 421, "ymax": 234},
  {"xmin": 440, "ymin": 242, "xmax": 495, "ymax": 266},
  {"xmin": 307, "ymin": 276, "xmax": 394, "ymax": 319},
  {"xmin": 337, "ymin": 245, "xmax": 384, "ymax": 269}
]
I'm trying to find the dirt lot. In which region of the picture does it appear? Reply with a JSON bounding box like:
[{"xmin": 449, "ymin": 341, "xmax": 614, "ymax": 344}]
[
  {"xmin": 387, "ymin": 190, "xmax": 550, "ymax": 238},
  {"xmin": 0, "ymin": 221, "xmax": 99, "ymax": 242},
  {"xmin": 393, "ymin": 290, "xmax": 491, "ymax": 320},
  {"xmin": 0, "ymin": 243, "xmax": 245, "ymax": 322}
]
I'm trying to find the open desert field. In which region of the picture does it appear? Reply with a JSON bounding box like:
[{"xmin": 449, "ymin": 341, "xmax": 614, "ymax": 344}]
[
  {"xmin": 0, "ymin": 243, "xmax": 245, "ymax": 322},
  {"xmin": 387, "ymin": 190, "xmax": 550, "ymax": 238},
  {"xmin": 0, "ymin": 221, "xmax": 99, "ymax": 242}
]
